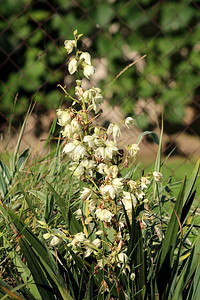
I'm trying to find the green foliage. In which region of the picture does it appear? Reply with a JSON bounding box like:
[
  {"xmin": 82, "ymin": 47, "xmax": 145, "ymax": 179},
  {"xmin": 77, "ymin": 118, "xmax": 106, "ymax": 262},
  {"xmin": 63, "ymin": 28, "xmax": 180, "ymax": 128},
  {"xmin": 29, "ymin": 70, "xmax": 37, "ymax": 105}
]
[{"xmin": 0, "ymin": 132, "xmax": 199, "ymax": 299}]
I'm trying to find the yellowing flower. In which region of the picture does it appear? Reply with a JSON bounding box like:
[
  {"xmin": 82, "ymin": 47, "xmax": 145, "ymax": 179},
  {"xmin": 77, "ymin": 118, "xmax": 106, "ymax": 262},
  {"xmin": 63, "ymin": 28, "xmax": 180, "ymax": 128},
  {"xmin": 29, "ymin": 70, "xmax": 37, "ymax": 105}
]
[{"xmin": 140, "ymin": 176, "xmax": 150, "ymax": 190}]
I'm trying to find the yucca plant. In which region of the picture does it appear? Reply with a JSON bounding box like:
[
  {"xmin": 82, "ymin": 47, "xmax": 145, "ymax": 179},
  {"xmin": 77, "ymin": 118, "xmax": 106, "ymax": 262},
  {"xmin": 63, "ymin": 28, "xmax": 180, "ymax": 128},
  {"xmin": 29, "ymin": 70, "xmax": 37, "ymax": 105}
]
[{"xmin": 0, "ymin": 30, "xmax": 199, "ymax": 300}]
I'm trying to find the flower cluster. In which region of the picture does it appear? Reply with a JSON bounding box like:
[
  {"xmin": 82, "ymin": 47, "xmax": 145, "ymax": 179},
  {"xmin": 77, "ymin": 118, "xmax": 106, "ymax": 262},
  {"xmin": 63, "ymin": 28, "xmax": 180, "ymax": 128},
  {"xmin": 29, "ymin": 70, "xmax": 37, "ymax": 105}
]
[{"xmin": 50, "ymin": 30, "xmax": 163, "ymax": 289}]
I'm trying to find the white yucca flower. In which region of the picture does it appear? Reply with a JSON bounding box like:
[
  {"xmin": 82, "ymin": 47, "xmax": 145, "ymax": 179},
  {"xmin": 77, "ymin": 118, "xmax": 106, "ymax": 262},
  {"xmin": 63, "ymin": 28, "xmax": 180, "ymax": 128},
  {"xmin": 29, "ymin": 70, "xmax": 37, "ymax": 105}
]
[
  {"xmin": 80, "ymin": 187, "xmax": 92, "ymax": 200},
  {"xmin": 64, "ymin": 39, "xmax": 76, "ymax": 54},
  {"xmin": 63, "ymin": 142, "xmax": 76, "ymax": 153},
  {"xmin": 73, "ymin": 144, "xmax": 86, "ymax": 160},
  {"xmin": 140, "ymin": 177, "xmax": 150, "ymax": 190},
  {"xmin": 50, "ymin": 236, "xmax": 60, "ymax": 247},
  {"xmin": 104, "ymin": 165, "xmax": 118, "ymax": 178},
  {"xmin": 107, "ymin": 123, "xmax": 121, "ymax": 140},
  {"xmin": 125, "ymin": 117, "xmax": 134, "ymax": 129},
  {"xmin": 73, "ymin": 165, "xmax": 84, "ymax": 177},
  {"xmin": 95, "ymin": 208, "xmax": 114, "ymax": 222},
  {"xmin": 100, "ymin": 177, "xmax": 123, "ymax": 199},
  {"xmin": 68, "ymin": 57, "xmax": 78, "ymax": 74},
  {"xmin": 61, "ymin": 124, "xmax": 73, "ymax": 138},
  {"xmin": 129, "ymin": 144, "xmax": 140, "ymax": 157},
  {"xmin": 79, "ymin": 52, "xmax": 92, "ymax": 65},
  {"xmin": 83, "ymin": 64, "xmax": 95, "ymax": 79},
  {"xmin": 153, "ymin": 171, "xmax": 163, "ymax": 182},
  {"xmin": 122, "ymin": 191, "xmax": 137, "ymax": 211},
  {"xmin": 56, "ymin": 109, "xmax": 71, "ymax": 126}
]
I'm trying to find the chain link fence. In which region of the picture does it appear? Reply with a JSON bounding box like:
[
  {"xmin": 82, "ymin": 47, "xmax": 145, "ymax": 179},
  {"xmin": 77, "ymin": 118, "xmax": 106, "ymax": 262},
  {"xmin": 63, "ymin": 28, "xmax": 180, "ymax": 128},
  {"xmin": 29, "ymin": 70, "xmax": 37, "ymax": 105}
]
[{"xmin": 1, "ymin": 0, "xmax": 200, "ymax": 178}]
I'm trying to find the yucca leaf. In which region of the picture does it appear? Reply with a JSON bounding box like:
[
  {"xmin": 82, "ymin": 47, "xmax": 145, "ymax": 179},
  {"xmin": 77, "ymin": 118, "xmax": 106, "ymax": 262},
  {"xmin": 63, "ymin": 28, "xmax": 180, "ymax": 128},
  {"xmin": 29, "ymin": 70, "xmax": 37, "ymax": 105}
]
[
  {"xmin": 0, "ymin": 160, "xmax": 12, "ymax": 185},
  {"xmin": 186, "ymin": 262, "xmax": 200, "ymax": 300},
  {"xmin": 126, "ymin": 205, "xmax": 146, "ymax": 299},
  {"xmin": 19, "ymin": 236, "xmax": 56, "ymax": 300},
  {"xmin": 46, "ymin": 180, "xmax": 68, "ymax": 224},
  {"xmin": 8, "ymin": 241, "xmax": 41, "ymax": 299},
  {"xmin": 0, "ymin": 279, "xmax": 26, "ymax": 300},
  {"xmin": 12, "ymin": 103, "xmax": 34, "ymax": 171},
  {"xmin": 19, "ymin": 183, "xmax": 38, "ymax": 217},
  {"xmin": 172, "ymin": 233, "xmax": 200, "ymax": 299},
  {"xmin": 180, "ymin": 189, "xmax": 196, "ymax": 225},
  {"xmin": 137, "ymin": 131, "xmax": 159, "ymax": 145},
  {"xmin": 0, "ymin": 286, "xmax": 25, "ymax": 300},
  {"xmin": 156, "ymin": 175, "xmax": 186, "ymax": 296},
  {"xmin": 184, "ymin": 158, "xmax": 200, "ymax": 203},
  {"xmin": 15, "ymin": 148, "xmax": 29, "ymax": 173},
  {"xmin": 6, "ymin": 209, "xmax": 74, "ymax": 300},
  {"xmin": 0, "ymin": 168, "xmax": 7, "ymax": 198},
  {"xmin": 44, "ymin": 116, "xmax": 57, "ymax": 149}
]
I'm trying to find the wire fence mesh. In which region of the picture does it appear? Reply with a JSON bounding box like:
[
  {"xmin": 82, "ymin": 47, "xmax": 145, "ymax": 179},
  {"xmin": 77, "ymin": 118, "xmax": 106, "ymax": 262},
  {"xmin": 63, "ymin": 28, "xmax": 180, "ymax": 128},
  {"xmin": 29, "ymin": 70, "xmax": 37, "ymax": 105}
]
[{"xmin": 1, "ymin": 0, "xmax": 200, "ymax": 179}]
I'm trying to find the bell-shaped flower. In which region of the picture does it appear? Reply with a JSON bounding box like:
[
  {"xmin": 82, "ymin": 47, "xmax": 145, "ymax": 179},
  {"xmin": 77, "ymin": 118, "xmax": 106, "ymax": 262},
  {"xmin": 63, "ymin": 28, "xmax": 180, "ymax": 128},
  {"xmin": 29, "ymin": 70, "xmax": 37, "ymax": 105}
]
[
  {"xmin": 121, "ymin": 191, "xmax": 137, "ymax": 211},
  {"xmin": 95, "ymin": 208, "xmax": 114, "ymax": 223},
  {"xmin": 73, "ymin": 144, "xmax": 87, "ymax": 160},
  {"xmin": 107, "ymin": 123, "xmax": 121, "ymax": 141},
  {"xmin": 95, "ymin": 147, "xmax": 106, "ymax": 160},
  {"xmin": 50, "ymin": 236, "xmax": 60, "ymax": 247},
  {"xmin": 128, "ymin": 180, "xmax": 137, "ymax": 191},
  {"xmin": 63, "ymin": 142, "xmax": 76, "ymax": 154},
  {"xmin": 97, "ymin": 163, "xmax": 106, "ymax": 174},
  {"xmin": 73, "ymin": 165, "xmax": 84, "ymax": 177},
  {"xmin": 64, "ymin": 39, "xmax": 76, "ymax": 54},
  {"xmin": 125, "ymin": 117, "xmax": 134, "ymax": 129},
  {"xmin": 153, "ymin": 171, "xmax": 163, "ymax": 182},
  {"xmin": 115, "ymin": 253, "xmax": 130, "ymax": 273},
  {"xmin": 89, "ymin": 197, "xmax": 97, "ymax": 211},
  {"xmin": 71, "ymin": 232, "xmax": 86, "ymax": 247},
  {"xmin": 68, "ymin": 57, "xmax": 78, "ymax": 74},
  {"xmin": 105, "ymin": 140, "xmax": 118, "ymax": 159},
  {"xmin": 140, "ymin": 176, "xmax": 150, "ymax": 190},
  {"xmin": 83, "ymin": 135, "xmax": 96, "ymax": 148},
  {"xmin": 129, "ymin": 144, "xmax": 140, "ymax": 157},
  {"xmin": 100, "ymin": 177, "xmax": 123, "ymax": 199},
  {"xmin": 80, "ymin": 52, "xmax": 92, "ymax": 65},
  {"xmin": 62, "ymin": 124, "xmax": 73, "ymax": 138},
  {"xmin": 100, "ymin": 184, "xmax": 116, "ymax": 199},
  {"xmin": 80, "ymin": 187, "xmax": 92, "ymax": 200},
  {"xmin": 71, "ymin": 118, "xmax": 82, "ymax": 133},
  {"xmin": 56, "ymin": 109, "xmax": 71, "ymax": 126},
  {"xmin": 83, "ymin": 64, "xmax": 95, "ymax": 79},
  {"xmin": 104, "ymin": 165, "xmax": 118, "ymax": 178}
]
